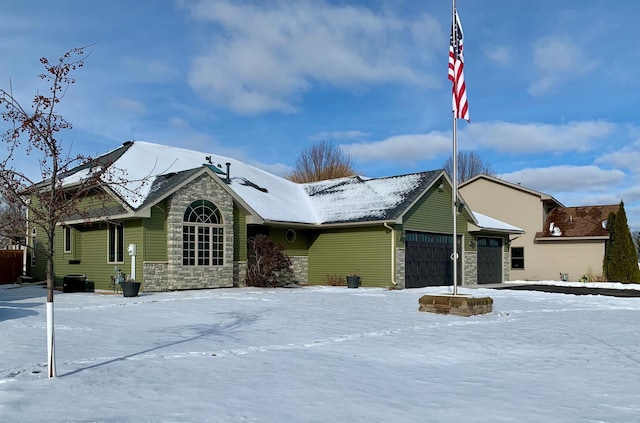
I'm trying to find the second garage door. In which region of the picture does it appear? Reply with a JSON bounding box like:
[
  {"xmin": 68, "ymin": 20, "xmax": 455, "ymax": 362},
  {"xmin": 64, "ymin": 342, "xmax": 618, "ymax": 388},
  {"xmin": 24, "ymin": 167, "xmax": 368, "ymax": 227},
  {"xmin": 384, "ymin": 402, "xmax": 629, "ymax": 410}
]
[{"xmin": 477, "ymin": 237, "xmax": 503, "ymax": 284}]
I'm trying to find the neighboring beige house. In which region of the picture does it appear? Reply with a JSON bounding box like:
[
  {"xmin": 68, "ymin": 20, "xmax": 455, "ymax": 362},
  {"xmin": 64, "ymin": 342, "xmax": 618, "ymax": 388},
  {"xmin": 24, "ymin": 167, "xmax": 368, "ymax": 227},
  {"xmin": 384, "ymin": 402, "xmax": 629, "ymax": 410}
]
[
  {"xmin": 459, "ymin": 174, "xmax": 616, "ymax": 281},
  {"xmin": 534, "ymin": 204, "xmax": 618, "ymax": 281}
]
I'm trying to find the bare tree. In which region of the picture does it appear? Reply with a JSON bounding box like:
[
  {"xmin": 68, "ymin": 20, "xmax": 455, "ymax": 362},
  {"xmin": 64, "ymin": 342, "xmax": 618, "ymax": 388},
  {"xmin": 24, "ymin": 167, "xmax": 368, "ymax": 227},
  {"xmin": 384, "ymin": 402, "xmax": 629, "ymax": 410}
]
[
  {"xmin": 0, "ymin": 47, "xmax": 140, "ymax": 377},
  {"xmin": 443, "ymin": 151, "xmax": 495, "ymax": 184},
  {"xmin": 0, "ymin": 194, "xmax": 25, "ymax": 248},
  {"xmin": 286, "ymin": 140, "xmax": 355, "ymax": 183}
]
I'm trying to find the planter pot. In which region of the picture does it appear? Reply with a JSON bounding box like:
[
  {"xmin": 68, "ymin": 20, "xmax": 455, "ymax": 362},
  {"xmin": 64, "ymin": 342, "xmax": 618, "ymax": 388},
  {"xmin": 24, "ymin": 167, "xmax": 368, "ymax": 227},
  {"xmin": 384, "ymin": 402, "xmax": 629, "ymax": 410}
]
[
  {"xmin": 121, "ymin": 281, "xmax": 141, "ymax": 297},
  {"xmin": 346, "ymin": 276, "xmax": 361, "ymax": 289}
]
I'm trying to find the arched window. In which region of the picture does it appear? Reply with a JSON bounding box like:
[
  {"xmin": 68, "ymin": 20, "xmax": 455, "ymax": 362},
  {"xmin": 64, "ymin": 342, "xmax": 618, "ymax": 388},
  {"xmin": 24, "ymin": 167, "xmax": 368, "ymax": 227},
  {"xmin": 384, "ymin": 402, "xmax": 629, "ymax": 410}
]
[{"xmin": 182, "ymin": 200, "xmax": 224, "ymax": 266}]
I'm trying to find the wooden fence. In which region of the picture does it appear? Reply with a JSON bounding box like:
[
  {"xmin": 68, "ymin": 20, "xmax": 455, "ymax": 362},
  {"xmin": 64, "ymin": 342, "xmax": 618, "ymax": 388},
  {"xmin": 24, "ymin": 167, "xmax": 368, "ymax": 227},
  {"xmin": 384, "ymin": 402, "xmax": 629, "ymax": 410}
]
[{"xmin": 0, "ymin": 250, "xmax": 23, "ymax": 284}]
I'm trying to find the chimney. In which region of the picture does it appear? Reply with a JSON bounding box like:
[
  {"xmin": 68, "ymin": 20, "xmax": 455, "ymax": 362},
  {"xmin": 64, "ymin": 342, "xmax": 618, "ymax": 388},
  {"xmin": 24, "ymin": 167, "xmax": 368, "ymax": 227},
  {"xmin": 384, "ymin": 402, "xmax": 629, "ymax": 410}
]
[{"xmin": 225, "ymin": 162, "xmax": 231, "ymax": 183}]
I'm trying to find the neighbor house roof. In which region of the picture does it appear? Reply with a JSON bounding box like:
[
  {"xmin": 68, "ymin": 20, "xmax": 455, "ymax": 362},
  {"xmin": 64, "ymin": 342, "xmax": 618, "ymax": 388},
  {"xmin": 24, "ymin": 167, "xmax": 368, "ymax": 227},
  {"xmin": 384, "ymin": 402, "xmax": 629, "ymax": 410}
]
[{"xmin": 535, "ymin": 204, "xmax": 618, "ymax": 239}]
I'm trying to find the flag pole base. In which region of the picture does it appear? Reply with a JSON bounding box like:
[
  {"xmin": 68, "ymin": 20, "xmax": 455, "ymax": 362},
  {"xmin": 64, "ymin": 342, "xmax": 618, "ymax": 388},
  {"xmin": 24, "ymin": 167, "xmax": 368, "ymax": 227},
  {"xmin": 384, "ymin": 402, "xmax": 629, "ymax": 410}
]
[{"xmin": 418, "ymin": 294, "xmax": 493, "ymax": 317}]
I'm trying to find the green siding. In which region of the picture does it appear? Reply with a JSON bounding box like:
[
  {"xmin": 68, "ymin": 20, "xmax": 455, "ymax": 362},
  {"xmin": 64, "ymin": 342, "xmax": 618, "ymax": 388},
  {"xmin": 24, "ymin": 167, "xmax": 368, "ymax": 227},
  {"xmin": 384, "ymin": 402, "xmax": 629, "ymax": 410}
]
[
  {"xmin": 271, "ymin": 228, "xmax": 310, "ymax": 256},
  {"xmin": 233, "ymin": 204, "xmax": 247, "ymax": 261},
  {"xmin": 403, "ymin": 179, "xmax": 475, "ymax": 251},
  {"xmin": 28, "ymin": 191, "xmax": 132, "ymax": 284},
  {"xmin": 143, "ymin": 203, "xmax": 167, "ymax": 261},
  {"xmin": 53, "ymin": 219, "xmax": 145, "ymax": 290},
  {"xmin": 29, "ymin": 230, "xmax": 48, "ymax": 281},
  {"xmin": 308, "ymin": 226, "xmax": 392, "ymax": 287}
]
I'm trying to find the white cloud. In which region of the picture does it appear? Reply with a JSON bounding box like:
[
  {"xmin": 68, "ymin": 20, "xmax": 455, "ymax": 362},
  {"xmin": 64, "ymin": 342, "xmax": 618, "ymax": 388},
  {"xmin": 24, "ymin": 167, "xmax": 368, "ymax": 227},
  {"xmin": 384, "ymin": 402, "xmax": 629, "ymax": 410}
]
[
  {"xmin": 462, "ymin": 120, "xmax": 614, "ymax": 154},
  {"xmin": 184, "ymin": 0, "xmax": 440, "ymax": 114},
  {"xmin": 309, "ymin": 130, "xmax": 369, "ymax": 141},
  {"xmin": 528, "ymin": 37, "xmax": 599, "ymax": 96},
  {"xmin": 119, "ymin": 57, "xmax": 180, "ymax": 84},
  {"xmin": 110, "ymin": 97, "xmax": 146, "ymax": 114},
  {"xmin": 343, "ymin": 131, "xmax": 450, "ymax": 163},
  {"xmin": 485, "ymin": 45, "xmax": 511, "ymax": 66},
  {"xmin": 501, "ymin": 165, "xmax": 625, "ymax": 193},
  {"xmin": 595, "ymin": 140, "xmax": 640, "ymax": 173}
]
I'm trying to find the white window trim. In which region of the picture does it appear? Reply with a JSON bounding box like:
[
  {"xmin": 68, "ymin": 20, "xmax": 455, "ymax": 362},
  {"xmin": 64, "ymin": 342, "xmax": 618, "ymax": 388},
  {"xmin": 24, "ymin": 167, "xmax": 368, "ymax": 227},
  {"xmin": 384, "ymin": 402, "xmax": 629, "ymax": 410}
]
[
  {"xmin": 107, "ymin": 223, "xmax": 125, "ymax": 264},
  {"xmin": 63, "ymin": 227, "xmax": 72, "ymax": 254},
  {"xmin": 182, "ymin": 200, "xmax": 225, "ymax": 267}
]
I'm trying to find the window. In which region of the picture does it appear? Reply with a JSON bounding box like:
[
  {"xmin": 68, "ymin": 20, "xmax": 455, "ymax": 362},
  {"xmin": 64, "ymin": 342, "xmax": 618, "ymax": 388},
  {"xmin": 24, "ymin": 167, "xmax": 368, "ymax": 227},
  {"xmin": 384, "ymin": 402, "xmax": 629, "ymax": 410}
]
[
  {"xmin": 108, "ymin": 223, "xmax": 124, "ymax": 263},
  {"xmin": 182, "ymin": 200, "xmax": 224, "ymax": 266},
  {"xmin": 64, "ymin": 227, "xmax": 72, "ymax": 254},
  {"xmin": 511, "ymin": 247, "xmax": 524, "ymax": 269}
]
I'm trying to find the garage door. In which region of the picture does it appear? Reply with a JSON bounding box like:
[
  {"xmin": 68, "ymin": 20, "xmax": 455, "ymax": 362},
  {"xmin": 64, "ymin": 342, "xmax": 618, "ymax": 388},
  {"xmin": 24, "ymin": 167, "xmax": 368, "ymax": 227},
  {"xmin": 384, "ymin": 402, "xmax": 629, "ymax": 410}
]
[
  {"xmin": 477, "ymin": 237, "xmax": 502, "ymax": 284},
  {"xmin": 405, "ymin": 232, "xmax": 462, "ymax": 288}
]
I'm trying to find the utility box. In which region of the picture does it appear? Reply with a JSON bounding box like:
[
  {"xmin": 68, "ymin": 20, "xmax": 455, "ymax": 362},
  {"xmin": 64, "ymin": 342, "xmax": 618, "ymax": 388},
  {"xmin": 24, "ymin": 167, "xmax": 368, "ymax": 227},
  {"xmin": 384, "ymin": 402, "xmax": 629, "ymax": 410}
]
[{"xmin": 63, "ymin": 274, "xmax": 87, "ymax": 293}]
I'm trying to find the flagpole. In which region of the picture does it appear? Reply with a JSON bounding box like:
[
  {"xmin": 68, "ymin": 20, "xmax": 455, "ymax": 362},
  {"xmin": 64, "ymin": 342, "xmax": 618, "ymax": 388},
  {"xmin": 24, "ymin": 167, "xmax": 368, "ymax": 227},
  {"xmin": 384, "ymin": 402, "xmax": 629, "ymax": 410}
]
[
  {"xmin": 451, "ymin": 0, "xmax": 458, "ymax": 296},
  {"xmin": 452, "ymin": 115, "xmax": 458, "ymax": 296}
]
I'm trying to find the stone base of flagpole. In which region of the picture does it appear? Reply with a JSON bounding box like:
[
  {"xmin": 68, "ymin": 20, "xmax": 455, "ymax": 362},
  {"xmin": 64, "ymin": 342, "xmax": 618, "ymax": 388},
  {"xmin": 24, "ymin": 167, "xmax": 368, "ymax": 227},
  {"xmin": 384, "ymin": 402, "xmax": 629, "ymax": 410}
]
[{"xmin": 418, "ymin": 294, "xmax": 493, "ymax": 317}]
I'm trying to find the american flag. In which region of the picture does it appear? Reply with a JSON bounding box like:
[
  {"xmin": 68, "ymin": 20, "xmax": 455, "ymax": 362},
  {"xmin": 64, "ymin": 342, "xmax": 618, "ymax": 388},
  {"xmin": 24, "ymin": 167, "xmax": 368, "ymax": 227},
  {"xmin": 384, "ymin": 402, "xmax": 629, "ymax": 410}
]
[{"xmin": 448, "ymin": 8, "xmax": 469, "ymax": 121}]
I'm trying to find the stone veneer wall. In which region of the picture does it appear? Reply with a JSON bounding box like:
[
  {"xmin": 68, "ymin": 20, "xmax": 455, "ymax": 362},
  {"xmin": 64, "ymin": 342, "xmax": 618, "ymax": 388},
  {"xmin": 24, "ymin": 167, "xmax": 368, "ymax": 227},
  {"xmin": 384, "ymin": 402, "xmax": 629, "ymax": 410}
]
[
  {"xmin": 143, "ymin": 261, "xmax": 169, "ymax": 291},
  {"xmin": 395, "ymin": 247, "xmax": 405, "ymax": 289},
  {"xmin": 464, "ymin": 251, "xmax": 478, "ymax": 286},
  {"xmin": 164, "ymin": 174, "xmax": 235, "ymax": 290},
  {"xmin": 503, "ymin": 251, "xmax": 510, "ymax": 282},
  {"xmin": 233, "ymin": 261, "xmax": 247, "ymax": 287},
  {"xmin": 289, "ymin": 256, "xmax": 309, "ymax": 285}
]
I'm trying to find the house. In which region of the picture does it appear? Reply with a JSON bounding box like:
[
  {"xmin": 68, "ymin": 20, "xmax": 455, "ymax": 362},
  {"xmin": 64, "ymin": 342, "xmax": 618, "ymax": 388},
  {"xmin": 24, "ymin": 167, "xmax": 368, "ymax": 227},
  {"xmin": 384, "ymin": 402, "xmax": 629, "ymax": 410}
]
[
  {"xmin": 27, "ymin": 141, "xmax": 522, "ymax": 290},
  {"xmin": 459, "ymin": 174, "xmax": 616, "ymax": 281}
]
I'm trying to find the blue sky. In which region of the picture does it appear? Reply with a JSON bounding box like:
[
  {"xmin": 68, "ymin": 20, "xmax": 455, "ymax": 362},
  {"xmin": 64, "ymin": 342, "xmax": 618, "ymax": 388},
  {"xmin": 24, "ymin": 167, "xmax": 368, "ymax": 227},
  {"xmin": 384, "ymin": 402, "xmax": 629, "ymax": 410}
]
[{"xmin": 2, "ymin": 0, "xmax": 639, "ymax": 229}]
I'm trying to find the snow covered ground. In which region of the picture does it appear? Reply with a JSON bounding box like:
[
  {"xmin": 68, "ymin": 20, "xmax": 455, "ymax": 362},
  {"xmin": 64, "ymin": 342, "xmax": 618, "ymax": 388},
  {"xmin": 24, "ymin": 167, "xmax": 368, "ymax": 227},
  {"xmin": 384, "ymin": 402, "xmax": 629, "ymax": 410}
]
[{"xmin": 1, "ymin": 283, "xmax": 639, "ymax": 423}]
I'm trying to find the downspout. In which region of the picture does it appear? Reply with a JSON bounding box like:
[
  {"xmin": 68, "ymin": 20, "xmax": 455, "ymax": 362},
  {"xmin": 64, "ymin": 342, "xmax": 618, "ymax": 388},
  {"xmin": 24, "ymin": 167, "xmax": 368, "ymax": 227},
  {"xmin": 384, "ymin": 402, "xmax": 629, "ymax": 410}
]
[{"xmin": 383, "ymin": 223, "xmax": 397, "ymax": 286}]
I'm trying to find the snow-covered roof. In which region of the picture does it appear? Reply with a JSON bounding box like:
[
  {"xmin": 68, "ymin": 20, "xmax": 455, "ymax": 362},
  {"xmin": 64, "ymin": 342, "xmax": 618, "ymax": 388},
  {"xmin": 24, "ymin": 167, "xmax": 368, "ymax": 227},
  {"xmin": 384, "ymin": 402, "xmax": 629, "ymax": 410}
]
[
  {"xmin": 54, "ymin": 141, "xmax": 523, "ymax": 231},
  {"xmin": 304, "ymin": 172, "xmax": 440, "ymax": 223},
  {"xmin": 57, "ymin": 141, "xmax": 446, "ymax": 225},
  {"xmin": 97, "ymin": 141, "xmax": 318, "ymax": 223},
  {"xmin": 472, "ymin": 211, "xmax": 524, "ymax": 233}
]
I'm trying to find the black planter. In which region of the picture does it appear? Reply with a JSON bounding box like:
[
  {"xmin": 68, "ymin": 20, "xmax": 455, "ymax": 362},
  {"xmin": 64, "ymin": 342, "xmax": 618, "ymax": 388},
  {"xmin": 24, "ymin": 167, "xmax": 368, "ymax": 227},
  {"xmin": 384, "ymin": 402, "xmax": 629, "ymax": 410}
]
[
  {"xmin": 346, "ymin": 276, "xmax": 361, "ymax": 289},
  {"xmin": 121, "ymin": 281, "xmax": 141, "ymax": 297}
]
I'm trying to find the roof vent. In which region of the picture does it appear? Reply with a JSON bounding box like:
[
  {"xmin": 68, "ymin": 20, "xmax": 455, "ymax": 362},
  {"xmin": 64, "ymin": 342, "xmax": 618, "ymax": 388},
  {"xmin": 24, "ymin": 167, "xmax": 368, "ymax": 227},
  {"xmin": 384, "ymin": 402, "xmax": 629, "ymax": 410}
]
[
  {"xmin": 225, "ymin": 162, "xmax": 231, "ymax": 184},
  {"xmin": 549, "ymin": 222, "xmax": 562, "ymax": 236},
  {"xmin": 122, "ymin": 140, "xmax": 133, "ymax": 146}
]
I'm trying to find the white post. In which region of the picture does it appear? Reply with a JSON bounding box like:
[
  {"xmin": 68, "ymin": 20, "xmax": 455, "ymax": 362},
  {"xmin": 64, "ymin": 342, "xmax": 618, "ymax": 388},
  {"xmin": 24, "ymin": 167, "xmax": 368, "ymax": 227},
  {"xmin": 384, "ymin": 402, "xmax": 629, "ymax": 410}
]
[
  {"xmin": 128, "ymin": 244, "xmax": 137, "ymax": 281},
  {"xmin": 46, "ymin": 302, "xmax": 56, "ymax": 377}
]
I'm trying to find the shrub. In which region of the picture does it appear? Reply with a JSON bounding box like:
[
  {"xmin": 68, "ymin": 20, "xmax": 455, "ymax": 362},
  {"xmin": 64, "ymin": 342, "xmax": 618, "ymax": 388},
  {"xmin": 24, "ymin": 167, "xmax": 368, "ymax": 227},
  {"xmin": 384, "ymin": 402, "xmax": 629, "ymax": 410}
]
[
  {"xmin": 324, "ymin": 274, "xmax": 344, "ymax": 286},
  {"xmin": 245, "ymin": 234, "xmax": 292, "ymax": 287}
]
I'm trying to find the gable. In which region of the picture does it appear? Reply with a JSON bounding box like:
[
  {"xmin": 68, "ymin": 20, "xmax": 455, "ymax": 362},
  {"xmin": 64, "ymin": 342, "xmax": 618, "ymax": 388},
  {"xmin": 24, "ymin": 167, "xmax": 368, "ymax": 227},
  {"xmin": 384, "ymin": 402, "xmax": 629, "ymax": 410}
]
[{"xmin": 458, "ymin": 176, "xmax": 553, "ymax": 234}]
